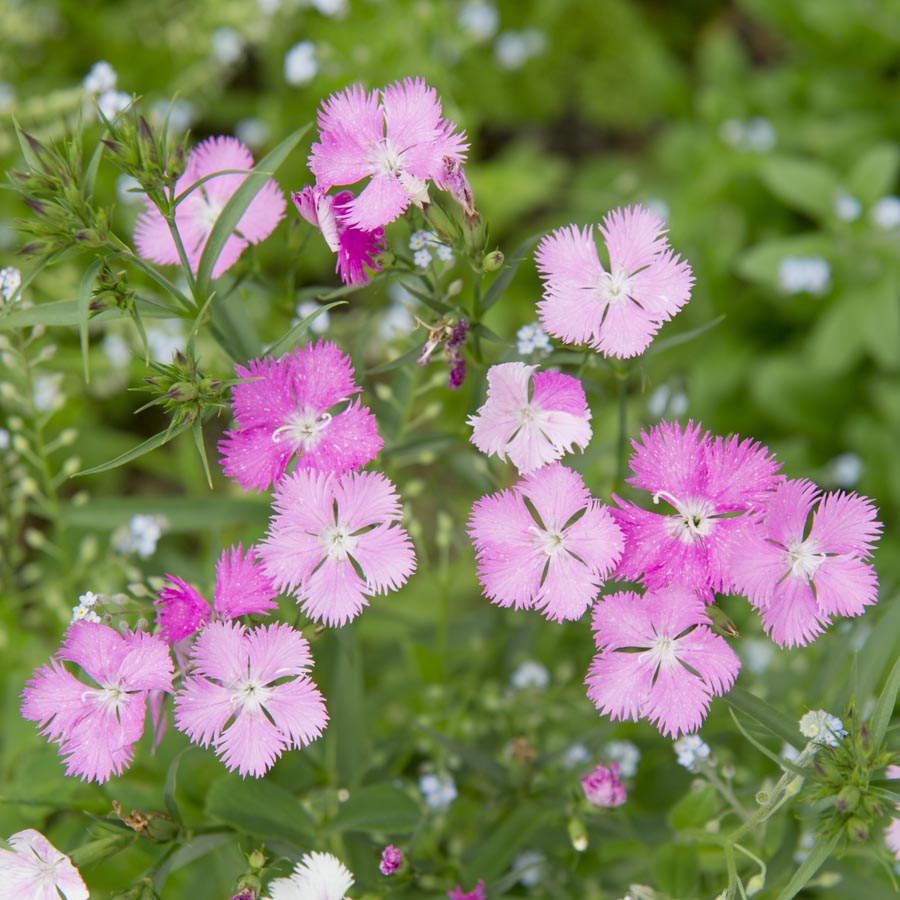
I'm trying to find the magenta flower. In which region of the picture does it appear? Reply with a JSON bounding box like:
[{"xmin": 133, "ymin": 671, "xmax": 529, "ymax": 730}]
[
  {"xmin": 535, "ymin": 205, "xmax": 693, "ymax": 358},
  {"xmin": 379, "ymin": 845, "xmax": 403, "ymax": 876},
  {"xmin": 0, "ymin": 829, "xmax": 89, "ymax": 900},
  {"xmin": 219, "ymin": 341, "xmax": 383, "ymax": 492},
  {"xmin": 293, "ymin": 185, "xmax": 385, "ymax": 285},
  {"xmin": 174, "ymin": 621, "xmax": 327, "ymax": 777},
  {"xmin": 308, "ymin": 78, "xmax": 468, "ymax": 230},
  {"xmin": 448, "ymin": 880, "xmax": 486, "ymax": 900},
  {"xmin": 134, "ymin": 136, "xmax": 286, "ymax": 279},
  {"xmin": 468, "ymin": 463, "xmax": 623, "ymax": 622},
  {"xmin": 467, "ymin": 363, "xmax": 592, "ymax": 473},
  {"xmin": 258, "ymin": 469, "xmax": 416, "ymax": 626},
  {"xmin": 612, "ymin": 420, "xmax": 782, "ymax": 599},
  {"xmin": 580, "ymin": 762, "xmax": 627, "ymax": 808},
  {"xmin": 586, "ymin": 587, "xmax": 740, "ymax": 739},
  {"xmin": 155, "ymin": 543, "xmax": 279, "ymax": 643},
  {"xmin": 21, "ymin": 622, "xmax": 174, "ymax": 782},
  {"xmin": 728, "ymin": 479, "xmax": 881, "ymax": 647}
]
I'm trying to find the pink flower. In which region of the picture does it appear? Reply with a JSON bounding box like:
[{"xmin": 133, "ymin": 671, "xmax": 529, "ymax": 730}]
[
  {"xmin": 174, "ymin": 621, "xmax": 327, "ymax": 777},
  {"xmin": 586, "ymin": 587, "xmax": 741, "ymax": 738},
  {"xmin": 0, "ymin": 829, "xmax": 89, "ymax": 900},
  {"xmin": 21, "ymin": 623, "xmax": 174, "ymax": 782},
  {"xmin": 155, "ymin": 543, "xmax": 279, "ymax": 643},
  {"xmin": 219, "ymin": 341, "xmax": 383, "ymax": 492},
  {"xmin": 134, "ymin": 136, "xmax": 286, "ymax": 279},
  {"xmin": 379, "ymin": 845, "xmax": 403, "ymax": 876},
  {"xmin": 468, "ymin": 463, "xmax": 623, "ymax": 622},
  {"xmin": 308, "ymin": 78, "xmax": 468, "ymax": 231},
  {"xmin": 535, "ymin": 205, "xmax": 693, "ymax": 358},
  {"xmin": 612, "ymin": 420, "xmax": 782, "ymax": 599},
  {"xmin": 728, "ymin": 479, "xmax": 881, "ymax": 648},
  {"xmin": 293, "ymin": 186, "xmax": 385, "ymax": 285},
  {"xmin": 885, "ymin": 766, "xmax": 900, "ymax": 860},
  {"xmin": 467, "ymin": 363, "xmax": 592, "ymax": 473},
  {"xmin": 258, "ymin": 469, "xmax": 416, "ymax": 626},
  {"xmin": 448, "ymin": 880, "xmax": 486, "ymax": 900},
  {"xmin": 580, "ymin": 762, "xmax": 627, "ymax": 808}
]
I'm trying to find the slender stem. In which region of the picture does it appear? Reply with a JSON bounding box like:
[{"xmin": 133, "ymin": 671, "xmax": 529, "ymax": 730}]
[{"xmin": 700, "ymin": 761, "xmax": 751, "ymax": 822}]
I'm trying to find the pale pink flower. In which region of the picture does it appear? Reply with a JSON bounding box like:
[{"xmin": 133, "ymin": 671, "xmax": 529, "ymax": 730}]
[
  {"xmin": 468, "ymin": 463, "xmax": 623, "ymax": 622},
  {"xmin": 219, "ymin": 341, "xmax": 383, "ymax": 492},
  {"xmin": 448, "ymin": 880, "xmax": 486, "ymax": 900},
  {"xmin": 612, "ymin": 420, "xmax": 782, "ymax": 599},
  {"xmin": 535, "ymin": 205, "xmax": 693, "ymax": 358},
  {"xmin": 728, "ymin": 479, "xmax": 881, "ymax": 648},
  {"xmin": 308, "ymin": 78, "xmax": 468, "ymax": 231},
  {"xmin": 293, "ymin": 186, "xmax": 385, "ymax": 285},
  {"xmin": 174, "ymin": 621, "xmax": 327, "ymax": 777},
  {"xmin": 885, "ymin": 766, "xmax": 900, "ymax": 860},
  {"xmin": 134, "ymin": 136, "xmax": 286, "ymax": 279},
  {"xmin": 155, "ymin": 543, "xmax": 278, "ymax": 643},
  {"xmin": 0, "ymin": 829, "xmax": 89, "ymax": 900},
  {"xmin": 467, "ymin": 363, "xmax": 592, "ymax": 473},
  {"xmin": 264, "ymin": 851, "xmax": 353, "ymax": 900},
  {"xmin": 379, "ymin": 845, "xmax": 403, "ymax": 876},
  {"xmin": 580, "ymin": 762, "xmax": 627, "ymax": 808},
  {"xmin": 258, "ymin": 469, "xmax": 416, "ymax": 626},
  {"xmin": 21, "ymin": 623, "xmax": 174, "ymax": 783},
  {"xmin": 586, "ymin": 587, "xmax": 741, "ymax": 739}
]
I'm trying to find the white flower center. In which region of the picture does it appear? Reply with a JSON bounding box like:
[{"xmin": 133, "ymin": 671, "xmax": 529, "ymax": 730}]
[
  {"xmin": 786, "ymin": 538, "xmax": 825, "ymax": 582},
  {"xmin": 595, "ymin": 268, "xmax": 634, "ymax": 305},
  {"xmin": 233, "ymin": 678, "xmax": 272, "ymax": 715},
  {"xmin": 195, "ymin": 194, "xmax": 226, "ymax": 233},
  {"xmin": 271, "ymin": 409, "xmax": 333, "ymax": 452},
  {"xmin": 371, "ymin": 138, "xmax": 403, "ymax": 176},
  {"xmin": 654, "ymin": 491, "xmax": 715, "ymax": 543},
  {"xmin": 93, "ymin": 682, "xmax": 127, "ymax": 715},
  {"xmin": 536, "ymin": 528, "xmax": 566, "ymax": 557},
  {"xmin": 321, "ymin": 523, "xmax": 357, "ymax": 561}
]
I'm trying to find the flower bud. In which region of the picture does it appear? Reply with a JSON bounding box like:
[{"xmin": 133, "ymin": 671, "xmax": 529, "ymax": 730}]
[
  {"xmin": 482, "ymin": 249, "xmax": 504, "ymax": 271},
  {"xmin": 836, "ymin": 785, "xmax": 860, "ymax": 812},
  {"xmin": 567, "ymin": 818, "xmax": 588, "ymax": 852}
]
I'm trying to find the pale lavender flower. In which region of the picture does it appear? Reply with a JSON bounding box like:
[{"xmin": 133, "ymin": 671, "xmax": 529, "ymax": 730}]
[{"xmin": 0, "ymin": 829, "xmax": 89, "ymax": 900}]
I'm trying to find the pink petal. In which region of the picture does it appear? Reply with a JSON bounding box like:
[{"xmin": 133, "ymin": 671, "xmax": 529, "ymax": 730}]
[
  {"xmin": 133, "ymin": 204, "xmax": 180, "ymax": 265},
  {"xmin": 810, "ymin": 490, "xmax": 881, "ymax": 556},
  {"xmin": 644, "ymin": 660, "xmax": 711, "ymax": 739},
  {"xmin": 760, "ymin": 578, "xmax": 829, "ymax": 648},
  {"xmin": 216, "ymin": 709, "xmax": 287, "ymax": 777},
  {"xmin": 263, "ymin": 677, "xmax": 329, "ymax": 749},
  {"xmin": 58, "ymin": 621, "xmax": 129, "ymax": 685},
  {"xmin": 301, "ymin": 557, "xmax": 369, "ymax": 626},
  {"xmin": 155, "ymin": 575, "xmax": 212, "ymax": 642},
  {"xmin": 591, "ymin": 298, "xmax": 658, "ymax": 358},
  {"xmin": 346, "ymin": 173, "xmax": 410, "ymax": 230},
  {"xmin": 214, "ymin": 543, "xmax": 279, "ymax": 619},
  {"xmin": 351, "ymin": 524, "xmax": 417, "ymax": 594},
  {"xmin": 244, "ymin": 622, "xmax": 313, "ymax": 683},
  {"xmin": 585, "ymin": 650, "xmax": 653, "ymax": 724},
  {"xmin": 535, "ymin": 549, "xmax": 601, "ymax": 622},
  {"xmin": 598, "ymin": 205, "xmax": 669, "ymax": 276},
  {"xmin": 812, "ymin": 555, "xmax": 878, "ymax": 619},
  {"xmin": 219, "ymin": 425, "xmax": 294, "ymax": 493},
  {"xmin": 174, "ymin": 676, "xmax": 237, "ymax": 747}
]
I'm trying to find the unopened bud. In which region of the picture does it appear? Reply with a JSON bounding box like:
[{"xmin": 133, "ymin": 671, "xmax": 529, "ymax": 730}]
[
  {"xmin": 482, "ymin": 250, "xmax": 504, "ymax": 271},
  {"xmin": 846, "ymin": 816, "xmax": 868, "ymax": 841},
  {"xmin": 836, "ymin": 785, "xmax": 860, "ymax": 813},
  {"xmin": 568, "ymin": 818, "xmax": 588, "ymax": 852},
  {"xmin": 746, "ymin": 874, "xmax": 765, "ymax": 896}
]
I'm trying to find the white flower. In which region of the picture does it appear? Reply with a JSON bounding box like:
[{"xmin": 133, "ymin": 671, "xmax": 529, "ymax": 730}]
[
  {"xmin": 495, "ymin": 29, "xmax": 545, "ymax": 70},
  {"xmin": 0, "ymin": 428, "xmax": 9, "ymax": 450},
  {"xmin": 0, "ymin": 828, "xmax": 89, "ymax": 900},
  {"xmin": 781, "ymin": 742, "xmax": 801, "ymax": 764},
  {"xmin": 116, "ymin": 174, "xmax": 143, "ymax": 206},
  {"xmin": 436, "ymin": 244, "xmax": 454, "ymax": 263},
  {"xmin": 645, "ymin": 197, "xmax": 670, "ymax": 222},
  {"xmin": 149, "ymin": 98, "xmax": 194, "ymax": 135},
  {"xmin": 379, "ymin": 302, "xmax": 415, "ymax": 341},
  {"xmin": 674, "ymin": 734, "xmax": 711, "ymax": 772},
  {"xmin": 827, "ymin": 451, "xmax": 863, "ymax": 488},
  {"xmin": 419, "ymin": 772, "xmax": 457, "ymax": 810},
  {"xmin": 777, "ymin": 256, "xmax": 831, "ymax": 296},
  {"xmin": 96, "ymin": 90, "xmax": 133, "ymax": 122},
  {"xmin": 258, "ymin": 0, "xmax": 282, "ymax": 12},
  {"xmin": 516, "ymin": 322, "xmax": 551, "ymax": 356},
  {"xmin": 648, "ymin": 383, "xmax": 688, "ymax": 419},
  {"xmin": 211, "ymin": 27, "xmax": 244, "ymax": 66},
  {"xmin": 102, "ymin": 332, "xmax": 131, "ymax": 369},
  {"xmin": 235, "ymin": 117, "xmax": 270, "ymax": 150},
  {"xmin": 263, "ymin": 851, "xmax": 353, "ymax": 900},
  {"xmin": 458, "ymin": 2, "xmax": 499, "ymax": 41},
  {"xmin": 510, "ymin": 660, "xmax": 550, "ymax": 690},
  {"xmin": 872, "ymin": 195, "xmax": 900, "ymax": 230},
  {"xmin": 414, "ymin": 248, "xmax": 432, "ymax": 268},
  {"xmin": 743, "ymin": 116, "xmax": 776, "ymax": 152},
  {"xmin": 284, "ymin": 41, "xmax": 318, "ymax": 86},
  {"xmin": 512, "ymin": 850, "xmax": 544, "ymax": 887},
  {"xmin": 293, "ymin": 300, "xmax": 330, "ymax": 334},
  {"xmin": 562, "ymin": 742, "xmax": 591, "ymax": 770},
  {"xmin": 798, "ymin": 710, "xmax": 846, "ymax": 747},
  {"xmin": 0, "ymin": 266, "xmax": 22, "ymax": 302},
  {"xmin": 33, "ymin": 374, "xmax": 64, "ymax": 413},
  {"xmin": 0, "ymin": 81, "xmax": 15, "ymax": 113},
  {"xmin": 309, "ymin": 0, "xmax": 347, "ymax": 17},
  {"xmin": 604, "ymin": 739, "xmax": 640, "ymax": 778},
  {"xmin": 115, "ymin": 514, "xmax": 166, "ymax": 558},
  {"xmin": 740, "ymin": 637, "xmax": 774, "ymax": 674},
  {"xmin": 83, "ymin": 60, "xmax": 117, "ymax": 95},
  {"xmin": 833, "ymin": 191, "xmax": 862, "ymax": 223},
  {"xmin": 78, "ymin": 591, "xmax": 99, "ymax": 609},
  {"xmin": 145, "ymin": 320, "xmax": 184, "ymax": 361}
]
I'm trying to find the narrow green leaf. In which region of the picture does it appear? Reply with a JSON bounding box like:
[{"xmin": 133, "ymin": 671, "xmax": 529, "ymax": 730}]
[
  {"xmin": 117, "ymin": 251, "xmax": 195, "ymax": 310},
  {"xmin": 205, "ymin": 776, "xmax": 314, "ymax": 844},
  {"xmin": 329, "ymin": 629, "xmax": 368, "ymax": 787},
  {"xmin": 151, "ymin": 832, "xmax": 234, "ymax": 894},
  {"xmin": 416, "ymin": 723, "xmax": 506, "ymax": 782},
  {"xmin": 725, "ymin": 687, "xmax": 801, "ymax": 748},
  {"xmin": 264, "ymin": 301, "xmax": 346, "ymax": 358},
  {"xmin": 163, "ymin": 749, "xmax": 189, "ymax": 822},
  {"xmin": 463, "ymin": 803, "xmax": 546, "ymax": 883},
  {"xmin": 471, "ymin": 322, "xmax": 508, "ymax": 345},
  {"xmin": 83, "ymin": 139, "xmax": 106, "ymax": 197},
  {"xmin": 77, "ymin": 257, "xmax": 106, "ymax": 382},
  {"xmin": 647, "ymin": 314, "xmax": 726, "ymax": 356},
  {"xmin": 209, "ymin": 289, "xmax": 259, "ymax": 363},
  {"xmin": 480, "ymin": 233, "xmax": 540, "ymax": 311},
  {"xmin": 328, "ymin": 784, "xmax": 420, "ymax": 833},
  {"xmin": 0, "ymin": 299, "xmax": 84, "ymax": 330},
  {"xmin": 365, "ymin": 343, "xmax": 424, "ymax": 375},
  {"xmin": 870, "ymin": 653, "xmax": 900, "ymax": 749},
  {"xmin": 74, "ymin": 418, "xmax": 193, "ymax": 477},
  {"xmin": 397, "ymin": 278, "xmax": 451, "ymax": 314},
  {"xmin": 845, "ymin": 594, "xmax": 900, "ymax": 708},
  {"xmin": 191, "ymin": 419, "xmax": 213, "ymax": 489},
  {"xmin": 195, "ymin": 123, "xmax": 310, "ymax": 299},
  {"xmin": 774, "ymin": 830, "xmax": 840, "ymax": 900}
]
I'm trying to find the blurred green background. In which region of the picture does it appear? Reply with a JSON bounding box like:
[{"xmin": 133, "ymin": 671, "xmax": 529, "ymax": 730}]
[{"xmin": 2, "ymin": 1, "xmax": 900, "ymax": 897}]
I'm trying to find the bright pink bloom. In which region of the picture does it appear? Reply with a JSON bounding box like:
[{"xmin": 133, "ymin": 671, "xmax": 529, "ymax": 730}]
[
  {"xmin": 728, "ymin": 479, "xmax": 881, "ymax": 648},
  {"xmin": 0, "ymin": 829, "xmax": 89, "ymax": 900},
  {"xmin": 586, "ymin": 587, "xmax": 741, "ymax": 739},
  {"xmin": 174, "ymin": 621, "xmax": 327, "ymax": 777},
  {"xmin": 258, "ymin": 469, "xmax": 416, "ymax": 626},
  {"xmin": 219, "ymin": 341, "xmax": 383, "ymax": 492},
  {"xmin": 155, "ymin": 543, "xmax": 278, "ymax": 643},
  {"xmin": 379, "ymin": 844, "xmax": 403, "ymax": 876},
  {"xmin": 467, "ymin": 363, "xmax": 592, "ymax": 473},
  {"xmin": 535, "ymin": 205, "xmax": 693, "ymax": 358},
  {"xmin": 580, "ymin": 762, "xmax": 627, "ymax": 808},
  {"xmin": 308, "ymin": 78, "xmax": 468, "ymax": 231},
  {"xmin": 21, "ymin": 622, "xmax": 174, "ymax": 782},
  {"xmin": 612, "ymin": 420, "xmax": 782, "ymax": 599},
  {"xmin": 468, "ymin": 464, "xmax": 624, "ymax": 622},
  {"xmin": 448, "ymin": 880, "xmax": 486, "ymax": 900},
  {"xmin": 134, "ymin": 136, "xmax": 286, "ymax": 279},
  {"xmin": 293, "ymin": 186, "xmax": 385, "ymax": 285}
]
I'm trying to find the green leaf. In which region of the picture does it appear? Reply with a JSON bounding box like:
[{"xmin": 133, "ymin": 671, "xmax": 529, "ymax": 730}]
[
  {"xmin": 0, "ymin": 299, "xmax": 90, "ymax": 330},
  {"xmin": 194, "ymin": 123, "xmax": 310, "ymax": 300},
  {"xmin": 806, "ymin": 290, "xmax": 868, "ymax": 376},
  {"xmin": 647, "ymin": 314, "xmax": 726, "ymax": 357},
  {"xmin": 725, "ymin": 687, "xmax": 801, "ymax": 748},
  {"xmin": 759, "ymin": 156, "xmax": 839, "ymax": 221},
  {"xmin": 365, "ymin": 343, "xmax": 425, "ymax": 375},
  {"xmin": 151, "ymin": 832, "xmax": 234, "ymax": 894},
  {"xmin": 654, "ymin": 844, "xmax": 700, "ymax": 898},
  {"xmin": 329, "ymin": 629, "xmax": 368, "ymax": 787},
  {"xmin": 77, "ymin": 257, "xmax": 106, "ymax": 382},
  {"xmin": 847, "ymin": 144, "xmax": 900, "ymax": 205},
  {"xmin": 668, "ymin": 785, "xmax": 721, "ymax": 831},
  {"xmin": 163, "ymin": 749, "xmax": 188, "ymax": 822},
  {"xmin": 209, "ymin": 289, "xmax": 260, "ymax": 363},
  {"xmin": 205, "ymin": 776, "xmax": 315, "ymax": 844},
  {"xmin": 862, "ymin": 276, "xmax": 900, "ymax": 371},
  {"xmin": 416, "ymin": 723, "xmax": 506, "ymax": 782},
  {"xmin": 264, "ymin": 300, "xmax": 347, "ymax": 358},
  {"xmin": 462, "ymin": 803, "xmax": 546, "ymax": 883},
  {"xmin": 480, "ymin": 233, "xmax": 540, "ymax": 311},
  {"xmin": 328, "ymin": 784, "xmax": 420, "ymax": 833},
  {"xmin": 83, "ymin": 138, "xmax": 106, "ymax": 197},
  {"xmin": 846, "ymin": 593, "xmax": 900, "ymax": 708},
  {"xmin": 74, "ymin": 418, "xmax": 193, "ymax": 477},
  {"xmin": 870, "ymin": 653, "xmax": 900, "ymax": 749},
  {"xmin": 774, "ymin": 829, "xmax": 840, "ymax": 900}
]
